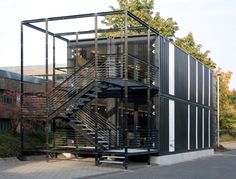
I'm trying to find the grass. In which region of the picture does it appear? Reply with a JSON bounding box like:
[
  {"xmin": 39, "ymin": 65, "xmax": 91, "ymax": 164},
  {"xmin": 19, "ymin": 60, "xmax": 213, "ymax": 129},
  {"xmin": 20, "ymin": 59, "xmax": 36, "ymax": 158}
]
[{"xmin": 220, "ymin": 133, "xmax": 236, "ymax": 142}]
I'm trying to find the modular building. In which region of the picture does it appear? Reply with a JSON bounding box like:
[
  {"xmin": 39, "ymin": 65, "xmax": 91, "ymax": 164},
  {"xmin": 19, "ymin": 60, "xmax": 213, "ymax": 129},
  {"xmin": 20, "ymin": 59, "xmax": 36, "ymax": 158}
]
[{"xmin": 20, "ymin": 11, "xmax": 216, "ymax": 168}]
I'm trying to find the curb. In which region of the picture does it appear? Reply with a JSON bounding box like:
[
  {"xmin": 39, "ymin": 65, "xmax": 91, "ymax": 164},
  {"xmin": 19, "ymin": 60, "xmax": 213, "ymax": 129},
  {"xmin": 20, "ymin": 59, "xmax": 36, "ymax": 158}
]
[{"xmin": 0, "ymin": 157, "xmax": 19, "ymax": 163}]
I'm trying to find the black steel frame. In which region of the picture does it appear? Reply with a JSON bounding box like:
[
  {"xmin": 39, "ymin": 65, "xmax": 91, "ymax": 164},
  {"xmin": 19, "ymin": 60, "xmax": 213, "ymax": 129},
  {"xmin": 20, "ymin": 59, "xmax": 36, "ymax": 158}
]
[{"xmin": 20, "ymin": 10, "xmax": 160, "ymax": 168}]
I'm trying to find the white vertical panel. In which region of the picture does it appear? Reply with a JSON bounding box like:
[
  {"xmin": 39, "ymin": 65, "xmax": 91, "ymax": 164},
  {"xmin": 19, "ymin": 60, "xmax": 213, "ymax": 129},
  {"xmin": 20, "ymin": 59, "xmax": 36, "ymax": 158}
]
[
  {"xmin": 188, "ymin": 104, "xmax": 190, "ymax": 150},
  {"xmin": 202, "ymin": 108, "xmax": 204, "ymax": 148},
  {"xmin": 196, "ymin": 61, "xmax": 198, "ymax": 103},
  {"xmin": 169, "ymin": 43, "xmax": 175, "ymax": 96},
  {"xmin": 208, "ymin": 110, "xmax": 211, "ymax": 148},
  {"xmin": 202, "ymin": 65, "xmax": 205, "ymax": 105},
  {"xmin": 188, "ymin": 55, "xmax": 190, "ymax": 100},
  {"xmin": 196, "ymin": 106, "xmax": 198, "ymax": 149},
  {"xmin": 169, "ymin": 100, "xmax": 175, "ymax": 152},
  {"xmin": 208, "ymin": 69, "xmax": 211, "ymax": 106}
]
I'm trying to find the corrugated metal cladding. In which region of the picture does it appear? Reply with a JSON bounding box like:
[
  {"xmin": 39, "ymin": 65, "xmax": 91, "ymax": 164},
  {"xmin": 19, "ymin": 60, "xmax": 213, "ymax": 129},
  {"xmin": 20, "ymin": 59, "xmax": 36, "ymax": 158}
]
[{"xmin": 159, "ymin": 39, "xmax": 215, "ymax": 155}]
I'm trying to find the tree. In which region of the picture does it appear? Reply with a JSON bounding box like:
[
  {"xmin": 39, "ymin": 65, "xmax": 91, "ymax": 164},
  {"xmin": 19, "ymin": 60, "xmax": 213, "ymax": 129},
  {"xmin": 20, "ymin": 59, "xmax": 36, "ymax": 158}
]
[
  {"xmin": 216, "ymin": 68, "xmax": 236, "ymax": 133},
  {"xmin": 175, "ymin": 33, "xmax": 216, "ymax": 68},
  {"xmin": 102, "ymin": 0, "xmax": 179, "ymax": 39}
]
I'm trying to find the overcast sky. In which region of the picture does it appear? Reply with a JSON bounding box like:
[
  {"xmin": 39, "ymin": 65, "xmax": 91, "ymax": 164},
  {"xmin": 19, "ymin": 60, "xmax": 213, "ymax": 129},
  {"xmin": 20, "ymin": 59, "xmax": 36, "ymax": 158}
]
[{"xmin": 0, "ymin": 0, "xmax": 235, "ymax": 89}]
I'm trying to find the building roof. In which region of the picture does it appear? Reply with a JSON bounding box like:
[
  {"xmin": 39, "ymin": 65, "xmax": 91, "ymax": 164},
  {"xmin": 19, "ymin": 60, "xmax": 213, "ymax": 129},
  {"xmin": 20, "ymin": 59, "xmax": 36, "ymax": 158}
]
[{"xmin": 0, "ymin": 69, "xmax": 44, "ymax": 84}]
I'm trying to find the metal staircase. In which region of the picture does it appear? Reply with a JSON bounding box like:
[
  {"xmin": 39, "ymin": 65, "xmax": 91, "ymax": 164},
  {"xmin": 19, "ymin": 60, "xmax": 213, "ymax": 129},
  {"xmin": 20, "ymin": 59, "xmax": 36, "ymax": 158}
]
[
  {"xmin": 48, "ymin": 56, "xmax": 118, "ymax": 152},
  {"xmin": 46, "ymin": 53, "xmax": 159, "ymax": 168},
  {"xmin": 67, "ymin": 105, "xmax": 117, "ymax": 150}
]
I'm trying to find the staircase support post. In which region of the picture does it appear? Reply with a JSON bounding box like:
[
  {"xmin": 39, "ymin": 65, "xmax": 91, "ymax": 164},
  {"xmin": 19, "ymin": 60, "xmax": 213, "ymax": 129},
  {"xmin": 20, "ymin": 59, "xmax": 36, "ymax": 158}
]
[
  {"xmin": 20, "ymin": 22, "xmax": 24, "ymax": 156},
  {"xmin": 147, "ymin": 28, "xmax": 151, "ymax": 165},
  {"xmin": 124, "ymin": 11, "xmax": 129, "ymax": 170},
  {"xmin": 94, "ymin": 13, "xmax": 99, "ymax": 166},
  {"xmin": 45, "ymin": 18, "xmax": 49, "ymax": 160},
  {"xmin": 52, "ymin": 35, "xmax": 56, "ymax": 88}
]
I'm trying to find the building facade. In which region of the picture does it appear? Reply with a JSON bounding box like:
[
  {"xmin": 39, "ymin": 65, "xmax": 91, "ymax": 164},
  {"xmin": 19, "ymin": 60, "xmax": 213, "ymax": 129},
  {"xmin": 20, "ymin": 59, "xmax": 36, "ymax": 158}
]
[{"xmin": 20, "ymin": 11, "xmax": 216, "ymax": 168}]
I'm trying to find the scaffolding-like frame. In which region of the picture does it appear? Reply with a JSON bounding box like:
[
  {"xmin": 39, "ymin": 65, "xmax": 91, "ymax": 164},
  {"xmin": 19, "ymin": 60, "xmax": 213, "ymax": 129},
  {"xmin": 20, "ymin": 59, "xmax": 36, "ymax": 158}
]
[{"xmin": 20, "ymin": 10, "xmax": 160, "ymax": 168}]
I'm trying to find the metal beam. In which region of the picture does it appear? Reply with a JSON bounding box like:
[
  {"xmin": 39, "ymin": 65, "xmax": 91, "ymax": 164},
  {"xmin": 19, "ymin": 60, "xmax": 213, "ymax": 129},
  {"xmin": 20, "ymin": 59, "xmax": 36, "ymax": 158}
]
[
  {"xmin": 23, "ymin": 23, "xmax": 69, "ymax": 42},
  {"xmin": 55, "ymin": 26, "xmax": 146, "ymax": 37},
  {"xmin": 127, "ymin": 12, "xmax": 160, "ymax": 35},
  {"xmin": 22, "ymin": 10, "xmax": 124, "ymax": 23}
]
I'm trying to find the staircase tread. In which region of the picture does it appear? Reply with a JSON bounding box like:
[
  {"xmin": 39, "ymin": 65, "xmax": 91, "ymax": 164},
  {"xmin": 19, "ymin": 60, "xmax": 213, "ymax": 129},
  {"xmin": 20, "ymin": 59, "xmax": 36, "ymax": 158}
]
[
  {"xmin": 85, "ymin": 93, "xmax": 96, "ymax": 97},
  {"xmin": 80, "ymin": 98, "xmax": 91, "ymax": 101},
  {"xmin": 102, "ymin": 156, "xmax": 125, "ymax": 159},
  {"xmin": 100, "ymin": 160, "xmax": 124, "ymax": 164},
  {"xmin": 98, "ymin": 141, "xmax": 108, "ymax": 143},
  {"xmin": 82, "ymin": 128, "xmax": 93, "ymax": 131}
]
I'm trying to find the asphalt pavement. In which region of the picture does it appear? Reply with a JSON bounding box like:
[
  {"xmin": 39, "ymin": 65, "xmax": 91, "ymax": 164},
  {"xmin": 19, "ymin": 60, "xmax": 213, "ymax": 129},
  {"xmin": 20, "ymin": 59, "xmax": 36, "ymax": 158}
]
[{"xmin": 90, "ymin": 149, "xmax": 236, "ymax": 179}]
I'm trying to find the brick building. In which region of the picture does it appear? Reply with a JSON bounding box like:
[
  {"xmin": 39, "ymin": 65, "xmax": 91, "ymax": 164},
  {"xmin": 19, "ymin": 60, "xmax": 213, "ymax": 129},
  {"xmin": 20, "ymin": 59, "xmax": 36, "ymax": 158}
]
[{"xmin": 0, "ymin": 69, "xmax": 46, "ymax": 131}]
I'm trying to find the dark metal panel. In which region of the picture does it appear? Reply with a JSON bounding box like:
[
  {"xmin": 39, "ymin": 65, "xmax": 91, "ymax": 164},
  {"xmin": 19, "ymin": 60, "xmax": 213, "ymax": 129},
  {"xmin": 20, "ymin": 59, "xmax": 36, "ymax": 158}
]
[
  {"xmin": 211, "ymin": 72, "xmax": 216, "ymax": 147},
  {"xmin": 210, "ymin": 109, "xmax": 215, "ymax": 148},
  {"xmin": 204, "ymin": 108, "xmax": 209, "ymax": 148},
  {"xmin": 160, "ymin": 37, "xmax": 169, "ymax": 94},
  {"xmin": 174, "ymin": 47, "xmax": 188, "ymax": 100},
  {"xmin": 159, "ymin": 97, "xmax": 169, "ymax": 154},
  {"xmin": 198, "ymin": 62, "xmax": 202, "ymax": 104},
  {"xmin": 198, "ymin": 106, "xmax": 202, "ymax": 148},
  {"xmin": 175, "ymin": 100, "xmax": 188, "ymax": 151},
  {"xmin": 190, "ymin": 105, "xmax": 196, "ymax": 149},
  {"xmin": 204, "ymin": 66, "xmax": 209, "ymax": 106},
  {"xmin": 190, "ymin": 57, "xmax": 196, "ymax": 102}
]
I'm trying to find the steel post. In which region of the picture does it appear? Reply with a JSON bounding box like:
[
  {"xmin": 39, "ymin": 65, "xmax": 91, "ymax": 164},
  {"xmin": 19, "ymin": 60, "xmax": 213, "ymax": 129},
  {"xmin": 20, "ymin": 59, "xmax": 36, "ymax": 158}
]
[
  {"xmin": 45, "ymin": 18, "xmax": 49, "ymax": 160},
  {"xmin": 20, "ymin": 22, "xmax": 24, "ymax": 155},
  {"xmin": 124, "ymin": 11, "xmax": 128, "ymax": 169},
  {"xmin": 94, "ymin": 14, "xmax": 99, "ymax": 166},
  {"xmin": 147, "ymin": 28, "xmax": 151, "ymax": 165}
]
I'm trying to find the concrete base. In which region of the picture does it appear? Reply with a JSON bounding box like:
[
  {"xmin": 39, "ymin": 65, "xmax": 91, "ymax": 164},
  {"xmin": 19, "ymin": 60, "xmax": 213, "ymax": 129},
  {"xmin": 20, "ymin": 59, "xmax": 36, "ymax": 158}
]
[{"xmin": 151, "ymin": 149, "xmax": 214, "ymax": 165}]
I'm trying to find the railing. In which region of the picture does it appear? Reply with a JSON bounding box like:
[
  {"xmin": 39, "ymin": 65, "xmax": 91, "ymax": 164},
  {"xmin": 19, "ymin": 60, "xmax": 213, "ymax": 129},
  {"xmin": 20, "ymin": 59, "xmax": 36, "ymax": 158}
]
[
  {"xmin": 48, "ymin": 53, "xmax": 159, "ymax": 122},
  {"xmin": 118, "ymin": 129, "xmax": 159, "ymax": 149},
  {"xmin": 48, "ymin": 58, "xmax": 96, "ymax": 118},
  {"xmin": 74, "ymin": 104, "xmax": 118, "ymax": 149},
  {"xmin": 127, "ymin": 54, "xmax": 159, "ymax": 87},
  {"xmin": 97, "ymin": 53, "xmax": 159, "ymax": 87},
  {"xmin": 49, "ymin": 128, "xmax": 92, "ymax": 148}
]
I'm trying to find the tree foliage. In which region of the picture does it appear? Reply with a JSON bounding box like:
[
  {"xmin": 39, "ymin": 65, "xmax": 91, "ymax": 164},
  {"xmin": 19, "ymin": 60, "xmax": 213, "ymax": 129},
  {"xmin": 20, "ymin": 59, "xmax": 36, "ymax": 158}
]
[
  {"xmin": 102, "ymin": 0, "xmax": 179, "ymax": 39},
  {"xmin": 175, "ymin": 33, "xmax": 216, "ymax": 68}
]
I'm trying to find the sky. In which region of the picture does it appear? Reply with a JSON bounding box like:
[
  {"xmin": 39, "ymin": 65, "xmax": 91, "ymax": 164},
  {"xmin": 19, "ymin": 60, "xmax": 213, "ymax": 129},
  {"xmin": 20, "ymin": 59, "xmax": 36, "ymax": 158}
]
[{"xmin": 0, "ymin": 0, "xmax": 235, "ymax": 89}]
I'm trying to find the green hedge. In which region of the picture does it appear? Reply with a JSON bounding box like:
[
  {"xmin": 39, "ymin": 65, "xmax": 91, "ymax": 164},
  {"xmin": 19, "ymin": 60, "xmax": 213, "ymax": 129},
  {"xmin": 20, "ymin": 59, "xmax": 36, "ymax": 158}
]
[{"xmin": 0, "ymin": 132, "xmax": 20, "ymax": 157}]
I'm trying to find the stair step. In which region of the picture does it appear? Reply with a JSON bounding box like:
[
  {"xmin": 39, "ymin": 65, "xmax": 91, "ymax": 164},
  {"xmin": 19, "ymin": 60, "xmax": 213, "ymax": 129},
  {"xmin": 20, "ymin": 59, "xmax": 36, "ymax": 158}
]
[
  {"xmin": 87, "ymin": 132, "xmax": 95, "ymax": 135},
  {"xmin": 107, "ymin": 87, "xmax": 120, "ymax": 90},
  {"xmin": 72, "ymin": 107, "xmax": 80, "ymax": 112},
  {"xmin": 85, "ymin": 93, "xmax": 96, "ymax": 98},
  {"xmin": 77, "ymin": 102, "xmax": 85, "ymax": 106},
  {"xmin": 82, "ymin": 128, "xmax": 93, "ymax": 131},
  {"xmin": 80, "ymin": 98, "xmax": 91, "ymax": 102},
  {"xmin": 98, "ymin": 140, "xmax": 108, "ymax": 144},
  {"xmin": 100, "ymin": 160, "xmax": 124, "ymax": 164},
  {"xmin": 76, "ymin": 124, "xmax": 87, "ymax": 127},
  {"xmin": 70, "ymin": 120, "xmax": 82, "ymax": 124},
  {"xmin": 92, "ymin": 136, "xmax": 105, "ymax": 139},
  {"xmin": 102, "ymin": 156, "xmax": 125, "ymax": 159},
  {"xmin": 90, "ymin": 89, "xmax": 102, "ymax": 93},
  {"xmin": 66, "ymin": 112, "xmax": 73, "ymax": 116},
  {"xmin": 98, "ymin": 84, "xmax": 108, "ymax": 89}
]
